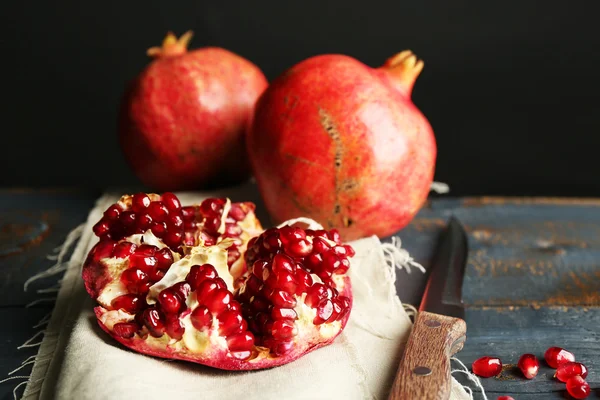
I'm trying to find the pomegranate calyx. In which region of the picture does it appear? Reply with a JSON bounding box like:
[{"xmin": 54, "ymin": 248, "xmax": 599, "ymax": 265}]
[
  {"xmin": 147, "ymin": 30, "xmax": 194, "ymax": 58},
  {"xmin": 380, "ymin": 50, "xmax": 424, "ymax": 97}
]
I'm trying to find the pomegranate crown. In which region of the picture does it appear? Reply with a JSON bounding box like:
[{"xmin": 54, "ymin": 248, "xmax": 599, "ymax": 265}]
[
  {"xmin": 380, "ymin": 50, "xmax": 424, "ymax": 96},
  {"xmin": 147, "ymin": 31, "xmax": 193, "ymax": 58}
]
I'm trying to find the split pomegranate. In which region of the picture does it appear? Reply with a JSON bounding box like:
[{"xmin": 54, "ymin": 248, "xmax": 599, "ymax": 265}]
[
  {"xmin": 566, "ymin": 375, "xmax": 591, "ymax": 399},
  {"xmin": 82, "ymin": 194, "xmax": 354, "ymax": 370},
  {"xmin": 119, "ymin": 31, "xmax": 268, "ymax": 191},
  {"xmin": 555, "ymin": 362, "xmax": 588, "ymax": 383},
  {"xmin": 544, "ymin": 346, "xmax": 575, "ymax": 368},
  {"xmin": 472, "ymin": 356, "xmax": 502, "ymax": 378},
  {"xmin": 517, "ymin": 353, "xmax": 539, "ymax": 379},
  {"xmin": 248, "ymin": 51, "xmax": 436, "ymax": 240}
]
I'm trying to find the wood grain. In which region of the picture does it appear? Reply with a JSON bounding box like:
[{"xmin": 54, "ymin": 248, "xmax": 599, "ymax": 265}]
[{"xmin": 388, "ymin": 311, "xmax": 467, "ymax": 400}]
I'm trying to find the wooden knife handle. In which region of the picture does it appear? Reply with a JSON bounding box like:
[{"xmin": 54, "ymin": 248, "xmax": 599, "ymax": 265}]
[{"xmin": 388, "ymin": 311, "xmax": 467, "ymax": 400}]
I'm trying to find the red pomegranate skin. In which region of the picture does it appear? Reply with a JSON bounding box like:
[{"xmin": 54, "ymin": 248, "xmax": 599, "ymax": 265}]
[
  {"xmin": 120, "ymin": 32, "xmax": 268, "ymax": 191},
  {"xmin": 248, "ymin": 52, "xmax": 436, "ymax": 240}
]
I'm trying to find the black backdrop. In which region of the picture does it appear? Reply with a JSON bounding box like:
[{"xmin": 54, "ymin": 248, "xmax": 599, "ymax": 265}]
[{"xmin": 2, "ymin": 1, "xmax": 600, "ymax": 196}]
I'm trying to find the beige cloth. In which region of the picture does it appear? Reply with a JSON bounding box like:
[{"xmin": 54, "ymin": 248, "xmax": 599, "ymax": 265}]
[{"xmin": 22, "ymin": 192, "xmax": 471, "ymax": 400}]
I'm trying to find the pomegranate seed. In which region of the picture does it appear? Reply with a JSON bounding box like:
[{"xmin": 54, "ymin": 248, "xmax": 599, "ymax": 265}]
[
  {"xmin": 497, "ymin": 397, "xmax": 515, "ymax": 400},
  {"xmin": 272, "ymin": 254, "xmax": 294, "ymax": 275},
  {"xmin": 170, "ymin": 282, "xmax": 191, "ymax": 300},
  {"xmin": 262, "ymin": 233, "xmax": 282, "ymax": 252},
  {"xmin": 225, "ymin": 223, "xmax": 242, "ymax": 236},
  {"xmin": 271, "ymin": 307, "xmax": 297, "ymax": 320},
  {"xmin": 322, "ymin": 252, "xmax": 341, "ymax": 273},
  {"xmin": 227, "ymin": 247, "xmax": 241, "ymax": 267},
  {"xmin": 334, "ymin": 258, "xmax": 350, "ymax": 275},
  {"xmin": 104, "ymin": 204, "xmax": 122, "ymax": 221},
  {"xmin": 113, "ymin": 242, "xmax": 137, "ymax": 258},
  {"xmin": 544, "ymin": 346, "xmax": 575, "ymax": 368},
  {"xmin": 195, "ymin": 279, "xmax": 222, "ymax": 304},
  {"xmin": 244, "ymin": 275, "xmax": 263, "ymax": 296},
  {"xmin": 270, "ymin": 290, "xmax": 297, "ymax": 308},
  {"xmin": 151, "ymin": 221, "xmax": 167, "ymax": 237},
  {"xmin": 294, "ymin": 269, "xmax": 313, "ymax": 294},
  {"xmin": 343, "ymin": 244, "xmax": 356, "ymax": 257},
  {"xmin": 287, "ymin": 239, "xmax": 313, "ymax": 257},
  {"xmin": 190, "ymin": 306, "xmax": 212, "ymax": 330},
  {"xmin": 120, "ymin": 211, "xmax": 137, "ymax": 229},
  {"xmin": 229, "ymin": 301, "xmax": 241, "ymax": 313},
  {"xmin": 333, "ymin": 245, "xmax": 349, "ymax": 256},
  {"xmin": 273, "ymin": 271, "xmax": 298, "ymax": 293},
  {"xmin": 132, "ymin": 193, "xmax": 151, "ymax": 212},
  {"xmin": 158, "ymin": 288, "xmax": 183, "ymax": 314},
  {"xmin": 252, "ymin": 260, "xmax": 269, "ymax": 279},
  {"xmin": 472, "ymin": 356, "xmax": 502, "ymax": 378},
  {"xmin": 227, "ymin": 331, "xmax": 254, "ymax": 351},
  {"xmin": 135, "ymin": 244, "xmax": 157, "ymax": 256},
  {"xmin": 120, "ymin": 269, "xmax": 149, "ymax": 293},
  {"xmin": 168, "ymin": 214, "xmax": 183, "ymax": 229},
  {"xmin": 149, "ymin": 268, "xmax": 166, "ymax": 281},
  {"xmin": 271, "ymin": 319, "xmax": 297, "ymax": 340},
  {"xmin": 218, "ymin": 309, "xmax": 243, "ymax": 336},
  {"xmin": 165, "ymin": 315, "xmax": 185, "ymax": 340},
  {"xmin": 142, "ymin": 308, "xmax": 165, "ymax": 337},
  {"xmin": 228, "ymin": 204, "xmax": 247, "ymax": 221},
  {"xmin": 555, "ymin": 362, "xmax": 588, "ymax": 382},
  {"xmin": 111, "ymin": 294, "xmax": 144, "ymax": 313},
  {"xmin": 113, "ymin": 322, "xmax": 139, "ymax": 339},
  {"xmin": 128, "ymin": 254, "xmax": 157, "ymax": 272},
  {"xmin": 155, "ymin": 248, "xmax": 174, "ymax": 269},
  {"xmin": 311, "ymin": 237, "xmax": 331, "ymax": 254},
  {"xmin": 314, "ymin": 299, "xmax": 334, "ymax": 325},
  {"xmin": 305, "ymin": 283, "xmax": 327, "ymax": 308},
  {"xmin": 334, "ymin": 296, "xmax": 351, "ymax": 321},
  {"xmin": 136, "ymin": 214, "xmax": 152, "ymax": 231},
  {"xmin": 181, "ymin": 206, "xmax": 196, "ymax": 221},
  {"xmin": 327, "ymin": 298, "xmax": 343, "ymax": 322},
  {"xmin": 164, "ymin": 230, "xmax": 184, "ymax": 248},
  {"xmin": 186, "ymin": 264, "xmax": 218, "ymax": 290},
  {"xmin": 251, "ymin": 296, "xmax": 269, "ymax": 312},
  {"xmin": 566, "ymin": 375, "xmax": 591, "ymax": 399},
  {"xmin": 305, "ymin": 253, "xmax": 323, "ymax": 272},
  {"xmin": 518, "ymin": 353, "xmax": 539, "ymax": 379},
  {"xmin": 93, "ymin": 219, "xmax": 111, "ymax": 237},
  {"xmin": 327, "ymin": 229, "xmax": 341, "ymax": 243},
  {"xmin": 148, "ymin": 201, "xmax": 169, "ymax": 222},
  {"xmin": 214, "ymin": 277, "xmax": 227, "ymax": 289},
  {"xmin": 199, "ymin": 198, "xmax": 225, "ymax": 217},
  {"xmin": 203, "ymin": 216, "xmax": 221, "ymax": 234},
  {"xmin": 314, "ymin": 229, "xmax": 328, "ymax": 238},
  {"xmin": 161, "ymin": 192, "xmax": 181, "ymax": 211},
  {"xmin": 183, "ymin": 221, "xmax": 197, "ymax": 231}
]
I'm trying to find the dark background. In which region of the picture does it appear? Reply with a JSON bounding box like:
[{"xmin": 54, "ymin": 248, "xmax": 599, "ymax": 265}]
[{"xmin": 2, "ymin": 1, "xmax": 599, "ymax": 196}]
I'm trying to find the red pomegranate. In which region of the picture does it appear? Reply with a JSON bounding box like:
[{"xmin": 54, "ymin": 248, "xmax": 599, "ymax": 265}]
[
  {"xmin": 82, "ymin": 193, "xmax": 353, "ymax": 370},
  {"xmin": 119, "ymin": 32, "xmax": 268, "ymax": 191},
  {"xmin": 248, "ymin": 51, "xmax": 436, "ymax": 240}
]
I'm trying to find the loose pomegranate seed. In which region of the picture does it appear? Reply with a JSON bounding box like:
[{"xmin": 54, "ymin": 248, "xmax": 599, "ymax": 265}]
[
  {"xmin": 132, "ymin": 193, "xmax": 151, "ymax": 212},
  {"xmin": 165, "ymin": 315, "xmax": 185, "ymax": 340},
  {"xmin": 190, "ymin": 306, "xmax": 212, "ymax": 330},
  {"xmin": 287, "ymin": 239, "xmax": 313, "ymax": 257},
  {"xmin": 472, "ymin": 356, "xmax": 502, "ymax": 378},
  {"xmin": 181, "ymin": 206, "xmax": 196, "ymax": 221},
  {"xmin": 566, "ymin": 375, "xmax": 591, "ymax": 399},
  {"xmin": 93, "ymin": 219, "xmax": 111, "ymax": 237},
  {"xmin": 104, "ymin": 204, "xmax": 122, "ymax": 221},
  {"xmin": 271, "ymin": 319, "xmax": 297, "ymax": 340},
  {"xmin": 270, "ymin": 290, "xmax": 297, "ymax": 308},
  {"xmin": 113, "ymin": 322, "xmax": 139, "ymax": 339},
  {"xmin": 120, "ymin": 269, "xmax": 149, "ymax": 293},
  {"xmin": 148, "ymin": 201, "xmax": 169, "ymax": 222},
  {"xmin": 142, "ymin": 308, "xmax": 166, "ymax": 337},
  {"xmin": 186, "ymin": 264, "xmax": 218, "ymax": 290},
  {"xmin": 227, "ymin": 331, "xmax": 254, "ymax": 351},
  {"xmin": 227, "ymin": 204, "xmax": 247, "ymax": 221},
  {"xmin": 545, "ymin": 346, "xmax": 575, "ymax": 368},
  {"xmin": 271, "ymin": 307, "xmax": 297, "ymax": 320},
  {"xmin": 111, "ymin": 294, "xmax": 144, "ymax": 313},
  {"xmin": 155, "ymin": 247, "xmax": 174, "ymax": 269},
  {"xmin": 496, "ymin": 397, "xmax": 515, "ymax": 400},
  {"xmin": 151, "ymin": 222, "xmax": 167, "ymax": 237},
  {"xmin": 158, "ymin": 288, "xmax": 183, "ymax": 314},
  {"xmin": 161, "ymin": 192, "xmax": 181, "ymax": 211},
  {"xmin": 218, "ymin": 310, "xmax": 243, "ymax": 336},
  {"xmin": 113, "ymin": 242, "xmax": 137, "ymax": 258},
  {"xmin": 314, "ymin": 299, "xmax": 334, "ymax": 324},
  {"xmin": 518, "ymin": 353, "xmax": 539, "ymax": 379},
  {"xmin": 555, "ymin": 362, "xmax": 588, "ymax": 382}
]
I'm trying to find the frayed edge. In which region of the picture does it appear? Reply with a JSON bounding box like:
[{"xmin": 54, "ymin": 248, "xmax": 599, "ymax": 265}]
[
  {"xmin": 26, "ymin": 297, "xmax": 57, "ymax": 308},
  {"xmin": 23, "ymin": 224, "xmax": 84, "ymax": 291},
  {"xmin": 451, "ymin": 357, "xmax": 488, "ymax": 400},
  {"xmin": 277, "ymin": 217, "xmax": 324, "ymax": 230},
  {"xmin": 17, "ymin": 331, "xmax": 45, "ymax": 349},
  {"xmin": 402, "ymin": 303, "xmax": 418, "ymax": 322},
  {"xmin": 33, "ymin": 312, "xmax": 52, "ymax": 329},
  {"xmin": 381, "ymin": 237, "xmax": 426, "ymax": 275},
  {"xmin": 430, "ymin": 181, "xmax": 450, "ymax": 194}
]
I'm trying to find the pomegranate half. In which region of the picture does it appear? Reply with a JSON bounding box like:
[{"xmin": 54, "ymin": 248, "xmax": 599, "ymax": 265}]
[
  {"xmin": 248, "ymin": 51, "xmax": 436, "ymax": 240},
  {"xmin": 82, "ymin": 193, "xmax": 353, "ymax": 370}
]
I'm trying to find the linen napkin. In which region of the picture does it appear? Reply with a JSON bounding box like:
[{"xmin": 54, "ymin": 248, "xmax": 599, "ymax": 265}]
[{"xmin": 21, "ymin": 192, "xmax": 473, "ymax": 400}]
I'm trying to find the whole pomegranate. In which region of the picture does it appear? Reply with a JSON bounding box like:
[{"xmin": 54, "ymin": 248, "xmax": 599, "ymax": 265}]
[
  {"xmin": 119, "ymin": 31, "xmax": 268, "ymax": 191},
  {"xmin": 82, "ymin": 193, "xmax": 353, "ymax": 370},
  {"xmin": 248, "ymin": 51, "xmax": 436, "ymax": 240}
]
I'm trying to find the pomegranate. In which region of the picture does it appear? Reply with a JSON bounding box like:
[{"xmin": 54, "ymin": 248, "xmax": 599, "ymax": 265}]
[
  {"xmin": 544, "ymin": 346, "xmax": 575, "ymax": 368},
  {"xmin": 555, "ymin": 362, "xmax": 588, "ymax": 382},
  {"xmin": 119, "ymin": 31, "xmax": 268, "ymax": 191},
  {"xmin": 472, "ymin": 356, "xmax": 502, "ymax": 378},
  {"xmin": 248, "ymin": 51, "xmax": 436, "ymax": 240},
  {"xmin": 517, "ymin": 353, "xmax": 539, "ymax": 379},
  {"xmin": 566, "ymin": 376, "xmax": 591, "ymax": 399},
  {"xmin": 82, "ymin": 194, "xmax": 353, "ymax": 370}
]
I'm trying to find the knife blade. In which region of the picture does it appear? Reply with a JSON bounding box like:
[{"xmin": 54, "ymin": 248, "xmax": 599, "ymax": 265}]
[{"xmin": 388, "ymin": 216, "xmax": 469, "ymax": 400}]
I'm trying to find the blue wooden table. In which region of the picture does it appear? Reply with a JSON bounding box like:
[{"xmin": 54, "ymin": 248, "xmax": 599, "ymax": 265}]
[{"xmin": 0, "ymin": 190, "xmax": 598, "ymax": 399}]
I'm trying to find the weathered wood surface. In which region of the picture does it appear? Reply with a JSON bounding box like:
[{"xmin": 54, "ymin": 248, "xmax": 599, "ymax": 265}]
[{"xmin": 0, "ymin": 191, "xmax": 598, "ymax": 399}]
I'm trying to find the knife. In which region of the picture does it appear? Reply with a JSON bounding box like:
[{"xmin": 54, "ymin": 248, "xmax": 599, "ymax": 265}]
[{"xmin": 388, "ymin": 216, "xmax": 469, "ymax": 400}]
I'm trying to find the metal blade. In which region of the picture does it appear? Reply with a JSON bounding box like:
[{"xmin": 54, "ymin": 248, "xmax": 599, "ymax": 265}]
[{"xmin": 418, "ymin": 216, "xmax": 468, "ymax": 319}]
